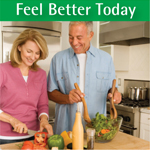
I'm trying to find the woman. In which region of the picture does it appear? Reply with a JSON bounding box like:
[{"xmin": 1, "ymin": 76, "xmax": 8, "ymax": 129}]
[{"xmin": 0, "ymin": 29, "xmax": 53, "ymax": 144}]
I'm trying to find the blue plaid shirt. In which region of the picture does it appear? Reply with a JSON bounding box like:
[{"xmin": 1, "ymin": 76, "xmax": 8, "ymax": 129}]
[{"xmin": 47, "ymin": 44, "xmax": 117, "ymax": 134}]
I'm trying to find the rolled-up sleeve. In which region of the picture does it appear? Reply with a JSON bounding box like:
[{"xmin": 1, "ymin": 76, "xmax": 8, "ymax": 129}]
[{"xmin": 47, "ymin": 56, "xmax": 59, "ymax": 92}]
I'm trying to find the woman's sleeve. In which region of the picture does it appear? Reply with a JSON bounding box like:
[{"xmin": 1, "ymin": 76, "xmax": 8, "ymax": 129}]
[
  {"xmin": 0, "ymin": 110, "xmax": 3, "ymax": 114},
  {"xmin": 0, "ymin": 65, "xmax": 4, "ymax": 112},
  {"xmin": 37, "ymin": 71, "xmax": 49, "ymax": 118},
  {"xmin": 0, "ymin": 64, "xmax": 4, "ymax": 89}
]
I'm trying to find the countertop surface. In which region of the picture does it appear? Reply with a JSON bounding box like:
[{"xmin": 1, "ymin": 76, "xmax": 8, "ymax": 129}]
[
  {"xmin": 140, "ymin": 107, "xmax": 150, "ymax": 114},
  {"xmin": 0, "ymin": 132, "xmax": 150, "ymax": 150}
]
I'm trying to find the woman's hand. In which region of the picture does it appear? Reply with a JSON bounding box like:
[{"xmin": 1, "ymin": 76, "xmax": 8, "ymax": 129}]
[
  {"xmin": 10, "ymin": 117, "xmax": 28, "ymax": 134},
  {"xmin": 40, "ymin": 115, "xmax": 53, "ymax": 135},
  {"xmin": 0, "ymin": 112, "xmax": 28, "ymax": 134}
]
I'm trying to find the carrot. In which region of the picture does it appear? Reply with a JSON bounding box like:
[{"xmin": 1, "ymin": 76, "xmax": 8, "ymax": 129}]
[
  {"xmin": 101, "ymin": 129, "xmax": 110, "ymax": 134},
  {"xmin": 105, "ymin": 129, "xmax": 110, "ymax": 133}
]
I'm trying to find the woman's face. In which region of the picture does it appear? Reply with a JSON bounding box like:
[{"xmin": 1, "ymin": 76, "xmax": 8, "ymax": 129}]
[{"xmin": 18, "ymin": 40, "xmax": 40, "ymax": 68}]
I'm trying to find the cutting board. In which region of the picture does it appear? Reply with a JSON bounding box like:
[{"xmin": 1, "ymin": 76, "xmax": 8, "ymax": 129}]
[{"xmin": 0, "ymin": 132, "xmax": 149, "ymax": 149}]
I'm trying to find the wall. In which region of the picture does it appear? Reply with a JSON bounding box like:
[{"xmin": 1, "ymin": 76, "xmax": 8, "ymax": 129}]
[
  {"xmin": 61, "ymin": 21, "xmax": 70, "ymax": 50},
  {"xmin": 116, "ymin": 40, "xmax": 150, "ymax": 94}
]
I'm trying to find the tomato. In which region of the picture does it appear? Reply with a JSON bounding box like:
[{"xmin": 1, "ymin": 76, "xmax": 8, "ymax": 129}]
[
  {"xmin": 21, "ymin": 141, "xmax": 33, "ymax": 150},
  {"xmin": 23, "ymin": 141, "xmax": 34, "ymax": 147},
  {"xmin": 47, "ymin": 134, "xmax": 64, "ymax": 150},
  {"xmin": 33, "ymin": 144, "xmax": 47, "ymax": 150},
  {"xmin": 21, "ymin": 145, "xmax": 33, "ymax": 150}
]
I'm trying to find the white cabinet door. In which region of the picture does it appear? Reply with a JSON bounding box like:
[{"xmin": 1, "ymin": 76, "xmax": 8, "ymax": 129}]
[
  {"xmin": 99, "ymin": 45, "xmax": 129, "ymax": 71},
  {"xmin": 140, "ymin": 112, "xmax": 150, "ymax": 142},
  {"xmin": 140, "ymin": 123, "xmax": 150, "ymax": 141},
  {"xmin": 99, "ymin": 21, "xmax": 129, "ymax": 72}
]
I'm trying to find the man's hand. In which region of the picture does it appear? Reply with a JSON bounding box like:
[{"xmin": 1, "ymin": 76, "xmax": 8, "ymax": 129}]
[
  {"xmin": 68, "ymin": 89, "xmax": 85, "ymax": 104},
  {"xmin": 107, "ymin": 89, "xmax": 122, "ymax": 104}
]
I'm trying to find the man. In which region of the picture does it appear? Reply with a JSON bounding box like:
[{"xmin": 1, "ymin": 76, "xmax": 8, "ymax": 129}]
[{"xmin": 47, "ymin": 21, "xmax": 121, "ymax": 134}]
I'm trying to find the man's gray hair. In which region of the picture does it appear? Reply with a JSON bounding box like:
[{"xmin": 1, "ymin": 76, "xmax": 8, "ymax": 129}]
[{"xmin": 69, "ymin": 21, "xmax": 93, "ymax": 34}]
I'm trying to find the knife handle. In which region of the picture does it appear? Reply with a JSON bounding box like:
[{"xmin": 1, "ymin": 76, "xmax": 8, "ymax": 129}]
[{"xmin": 12, "ymin": 127, "xmax": 25, "ymax": 132}]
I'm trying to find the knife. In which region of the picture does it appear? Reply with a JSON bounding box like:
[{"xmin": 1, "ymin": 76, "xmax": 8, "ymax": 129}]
[
  {"xmin": 27, "ymin": 129, "xmax": 52, "ymax": 138},
  {"xmin": 27, "ymin": 129, "xmax": 38, "ymax": 136},
  {"xmin": 12, "ymin": 127, "xmax": 52, "ymax": 138}
]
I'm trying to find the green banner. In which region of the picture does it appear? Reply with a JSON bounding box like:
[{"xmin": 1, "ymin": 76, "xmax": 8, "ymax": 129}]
[{"xmin": 0, "ymin": 0, "xmax": 149, "ymax": 21}]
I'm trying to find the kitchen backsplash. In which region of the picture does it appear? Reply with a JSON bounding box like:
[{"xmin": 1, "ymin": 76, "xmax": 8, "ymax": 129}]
[
  {"xmin": 124, "ymin": 79, "xmax": 150, "ymax": 99},
  {"xmin": 115, "ymin": 39, "xmax": 150, "ymax": 94}
]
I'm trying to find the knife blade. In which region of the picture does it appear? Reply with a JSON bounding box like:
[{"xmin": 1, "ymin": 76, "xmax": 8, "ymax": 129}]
[
  {"xmin": 27, "ymin": 129, "xmax": 38, "ymax": 136},
  {"xmin": 12, "ymin": 127, "xmax": 52, "ymax": 138},
  {"xmin": 28, "ymin": 129, "xmax": 52, "ymax": 138},
  {"xmin": 12, "ymin": 127, "xmax": 38, "ymax": 135}
]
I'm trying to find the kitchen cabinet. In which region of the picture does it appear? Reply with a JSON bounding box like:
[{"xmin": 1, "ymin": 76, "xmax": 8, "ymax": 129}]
[
  {"xmin": 99, "ymin": 45, "xmax": 129, "ymax": 71},
  {"xmin": 99, "ymin": 21, "xmax": 129, "ymax": 71},
  {"xmin": 140, "ymin": 108, "xmax": 150, "ymax": 142}
]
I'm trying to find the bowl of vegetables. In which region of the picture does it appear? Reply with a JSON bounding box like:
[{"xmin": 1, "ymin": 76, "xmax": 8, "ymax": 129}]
[{"xmin": 86, "ymin": 113, "xmax": 123, "ymax": 143}]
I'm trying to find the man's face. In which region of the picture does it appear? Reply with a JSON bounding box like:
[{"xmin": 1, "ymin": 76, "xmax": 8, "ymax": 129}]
[{"xmin": 69, "ymin": 23, "xmax": 94, "ymax": 54}]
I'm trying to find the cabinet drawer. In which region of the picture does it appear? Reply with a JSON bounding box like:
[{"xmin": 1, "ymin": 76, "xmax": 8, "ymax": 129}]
[
  {"xmin": 140, "ymin": 123, "xmax": 150, "ymax": 141},
  {"xmin": 140, "ymin": 113, "xmax": 150, "ymax": 125}
]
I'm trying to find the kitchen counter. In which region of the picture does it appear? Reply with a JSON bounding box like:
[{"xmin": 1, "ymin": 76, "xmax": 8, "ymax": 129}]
[
  {"xmin": 140, "ymin": 107, "xmax": 150, "ymax": 114},
  {"xmin": 93, "ymin": 132, "xmax": 150, "ymax": 149},
  {"xmin": 0, "ymin": 132, "xmax": 150, "ymax": 149}
]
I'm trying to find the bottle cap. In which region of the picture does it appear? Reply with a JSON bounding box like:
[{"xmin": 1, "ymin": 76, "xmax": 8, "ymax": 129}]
[{"xmin": 86, "ymin": 128, "xmax": 95, "ymax": 136}]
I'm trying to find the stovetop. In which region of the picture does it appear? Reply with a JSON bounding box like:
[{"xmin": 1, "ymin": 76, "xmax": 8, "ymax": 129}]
[
  {"xmin": 118, "ymin": 98, "xmax": 150, "ymax": 107},
  {"xmin": 107, "ymin": 98, "xmax": 150, "ymax": 113}
]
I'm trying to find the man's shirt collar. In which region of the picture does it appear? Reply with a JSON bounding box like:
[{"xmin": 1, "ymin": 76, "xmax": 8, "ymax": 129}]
[{"xmin": 69, "ymin": 43, "xmax": 96, "ymax": 58}]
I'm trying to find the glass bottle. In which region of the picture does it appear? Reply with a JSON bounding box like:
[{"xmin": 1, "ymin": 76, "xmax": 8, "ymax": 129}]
[
  {"xmin": 72, "ymin": 106, "xmax": 84, "ymax": 150},
  {"xmin": 86, "ymin": 128, "xmax": 95, "ymax": 150}
]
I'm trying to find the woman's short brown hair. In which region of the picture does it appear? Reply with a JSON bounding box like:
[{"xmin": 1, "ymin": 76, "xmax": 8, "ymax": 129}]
[{"xmin": 10, "ymin": 29, "xmax": 48, "ymax": 71}]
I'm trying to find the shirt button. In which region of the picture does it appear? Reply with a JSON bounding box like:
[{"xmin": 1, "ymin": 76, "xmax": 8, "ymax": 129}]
[
  {"xmin": 77, "ymin": 64, "xmax": 79, "ymax": 66},
  {"xmin": 61, "ymin": 77, "xmax": 63, "ymax": 79},
  {"xmin": 77, "ymin": 76, "xmax": 79, "ymax": 78}
]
